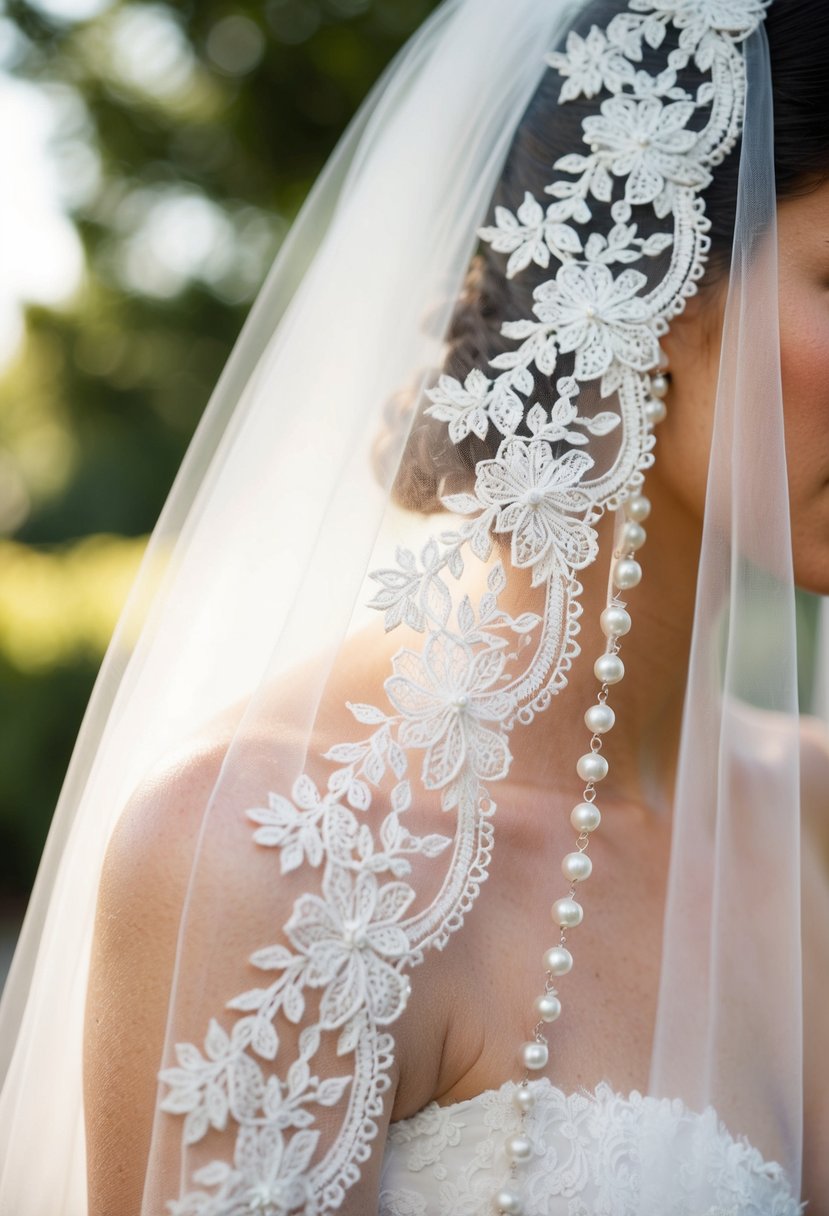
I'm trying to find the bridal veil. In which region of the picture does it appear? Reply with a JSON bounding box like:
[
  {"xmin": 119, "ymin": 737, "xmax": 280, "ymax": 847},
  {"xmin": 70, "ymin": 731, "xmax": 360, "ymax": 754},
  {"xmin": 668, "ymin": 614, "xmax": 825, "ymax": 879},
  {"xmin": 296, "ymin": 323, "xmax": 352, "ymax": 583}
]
[{"xmin": 0, "ymin": 0, "xmax": 822, "ymax": 1211}]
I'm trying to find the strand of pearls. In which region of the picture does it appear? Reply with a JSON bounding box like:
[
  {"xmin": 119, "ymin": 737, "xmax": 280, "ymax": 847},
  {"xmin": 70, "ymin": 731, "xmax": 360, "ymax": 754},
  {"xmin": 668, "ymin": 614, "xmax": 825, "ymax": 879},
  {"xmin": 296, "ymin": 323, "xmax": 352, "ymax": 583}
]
[{"xmin": 493, "ymin": 483, "xmax": 653, "ymax": 1216}]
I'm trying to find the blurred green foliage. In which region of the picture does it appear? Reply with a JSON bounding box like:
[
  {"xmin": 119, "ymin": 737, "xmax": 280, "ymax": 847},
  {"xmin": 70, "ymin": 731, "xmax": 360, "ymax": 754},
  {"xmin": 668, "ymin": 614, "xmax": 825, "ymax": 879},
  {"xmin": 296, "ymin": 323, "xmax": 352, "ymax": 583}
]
[{"xmin": 0, "ymin": 0, "xmax": 440, "ymax": 897}]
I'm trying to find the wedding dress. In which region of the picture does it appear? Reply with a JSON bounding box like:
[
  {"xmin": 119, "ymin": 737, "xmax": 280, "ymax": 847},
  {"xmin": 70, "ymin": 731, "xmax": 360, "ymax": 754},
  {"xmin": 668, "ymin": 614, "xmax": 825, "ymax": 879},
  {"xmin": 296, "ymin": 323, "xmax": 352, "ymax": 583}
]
[{"xmin": 379, "ymin": 1081, "xmax": 804, "ymax": 1215}]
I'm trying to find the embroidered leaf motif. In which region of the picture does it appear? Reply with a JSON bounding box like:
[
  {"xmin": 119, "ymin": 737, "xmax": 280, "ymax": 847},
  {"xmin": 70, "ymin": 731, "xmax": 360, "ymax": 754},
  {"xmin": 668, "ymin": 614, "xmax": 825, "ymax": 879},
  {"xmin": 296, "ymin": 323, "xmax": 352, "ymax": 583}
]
[
  {"xmin": 160, "ymin": 4, "xmax": 769, "ymax": 1209},
  {"xmin": 250, "ymin": 945, "xmax": 294, "ymax": 971},
  {"xmin": 347, "ymin": 702, "xmax": 389, "ymax": 725}
]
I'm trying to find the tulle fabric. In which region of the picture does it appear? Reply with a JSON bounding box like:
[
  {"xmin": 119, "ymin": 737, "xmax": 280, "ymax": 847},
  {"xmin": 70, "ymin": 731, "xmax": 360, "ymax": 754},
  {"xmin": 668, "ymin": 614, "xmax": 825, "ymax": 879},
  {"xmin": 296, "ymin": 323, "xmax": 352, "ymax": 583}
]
[
  {"xmin": 0, "ymin": 2, "xmax": 818, "ymax": 1212},
  {"xmin": 0, "ymin": 2, "xmax": 577, "ymax": 1209},
  {"xmin": 650, "ymin": 28, "xmax": 803, "ymax": 1186}
]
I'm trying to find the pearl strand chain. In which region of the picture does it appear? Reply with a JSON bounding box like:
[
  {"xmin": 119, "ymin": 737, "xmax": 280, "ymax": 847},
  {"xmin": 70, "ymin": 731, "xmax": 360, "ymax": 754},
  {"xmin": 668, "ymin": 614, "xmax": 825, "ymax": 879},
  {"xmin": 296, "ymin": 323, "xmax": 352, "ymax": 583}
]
[{"xmin": 493, "ymin": 483, "xmax": 654, "ymax": 1216}]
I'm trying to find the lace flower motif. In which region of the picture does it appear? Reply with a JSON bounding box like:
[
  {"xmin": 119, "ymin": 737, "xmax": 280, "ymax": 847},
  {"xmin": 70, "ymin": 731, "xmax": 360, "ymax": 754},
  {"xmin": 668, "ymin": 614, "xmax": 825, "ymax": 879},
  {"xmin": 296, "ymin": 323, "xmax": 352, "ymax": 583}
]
[
  {"xmin": 385, "ymin": 633, "xmax": 514, "ymax": 790},
  {"xmin": 287, "ymin": 868, "xmax": 413, "ymax": 1028},
  {"xmin": 159, "ymin": 2, "xmax": 773, "ymax": 1211},
  {"xmin": 377, "ymin": 1190, "xmax": 428, "ymax": 1216},
  {"xmin": 477, "ymin": 191, "xmax": 582, "ymax": 279},
  {"xmin": 168, "ymin": 1126, "xmax": 316, "ymax": 1216},
  {"xmin": 423, "ymin": 368, "xmax": 493, "ymax": 443},
  {"xmin": 532, "ymin": 263, "xmax": 658, "ymax": 380},
  {"xmin": 583, "ymin": 96, "xmax": 710, "ymax": 211},
  {"xmin": 234, "ymin": 1126, "xmax": 316, "ymax": 1216},
  {"xmin": 546, "ymin": 25, "xmax": 637, "ymax": 102},
  {"xmin": 475, "ymin": 440, "xmax": 597, "ymax": 587},
  {"xmin": 630, "ymin": 0, "xmax": 768, "ymax": 47}
]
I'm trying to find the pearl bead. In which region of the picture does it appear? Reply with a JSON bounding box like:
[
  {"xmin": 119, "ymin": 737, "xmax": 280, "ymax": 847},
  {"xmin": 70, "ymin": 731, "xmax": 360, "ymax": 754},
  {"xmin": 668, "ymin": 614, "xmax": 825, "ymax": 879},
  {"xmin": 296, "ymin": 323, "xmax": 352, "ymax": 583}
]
[
  {"xmin": 625, "ymin": 493, "xmax": 651, "ymax": 522},
  {"xmin": 570, "ymin": 802, "xmax": 601, "ymax": 833},
  {"xmin": 584, "ymin": 703, "xmax": 615, "ymax": 734},
  {"xmin": 613, "ymin": 558, "xmax": 642, "ymax": 590},
  {"xmin": 576, "ymin": 752, "xmax": 608, "ymax": 782},
  {"xmin": 521, "ymin": 1040, "xmax": 549, "ymax": 1071},
  {"xmin": 342, "ymin": 919, "xmax": 369, "ymax": 948},
  {"xmin": 513, "ymin": 1084, "xmax": 535, "ymax": 1113},
  {"xmin": 650, "ymin": 372, "xmax": 669, "ymax": 399},
  {"xmin": 552, "ymin": 897, "xmax": 583, "ymax": 928},
  {"xmin": 645, "ymin": 397, "xmax": 667, "ymax": 426},
  {"xmin": 513, "ymin": 1087, "xmax": 535, "ymax": 1115},
  {"xmin": 562, "ymin": 851, "xmax": 592, "ymax": 882},
  {"xmin": 600, "ymin": 604, "xmax": 631, "ymax": 637},
  {"xmin": 535, "ymin": 992, "xmax": 562, "ymax": 1022},
  {"xmin": 506, "ymin": 1133, "xmax": 533, "ymax": 1163},
  {"xmin": 544, "ymin": 944, "xmax": 573, "ymax": 975},
  {"xmin": 622, "ymin": 520, "xmax": 646, "ymax": 551},
  {"xmin": 495, "ymin": 1187, "xmax": 524, "ymax": 1215},
  {"xmin": 594, "ymin": 653, "xmax": 624, "ymax": 685}
]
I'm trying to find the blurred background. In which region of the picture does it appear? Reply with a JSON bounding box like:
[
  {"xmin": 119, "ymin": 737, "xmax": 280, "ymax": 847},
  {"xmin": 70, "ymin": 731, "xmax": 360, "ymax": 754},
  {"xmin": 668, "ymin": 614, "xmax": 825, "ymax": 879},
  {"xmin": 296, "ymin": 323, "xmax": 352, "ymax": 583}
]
[{"xmin": 0, "ymin": 0, "xmax": 442, "ymax": 976}]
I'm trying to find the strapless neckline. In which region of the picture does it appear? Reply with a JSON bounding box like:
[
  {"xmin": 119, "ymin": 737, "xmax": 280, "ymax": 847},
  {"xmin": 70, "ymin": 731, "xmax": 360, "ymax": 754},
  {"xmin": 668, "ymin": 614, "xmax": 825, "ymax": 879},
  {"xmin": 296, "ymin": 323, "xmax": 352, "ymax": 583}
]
[
  {"xmin": 380, "ymin": 1076, "xmax": 804, "ymax": 1215},
  {"xmin": 392, "ymin": 1074, "xmax": 613, "ymax": 1124}
]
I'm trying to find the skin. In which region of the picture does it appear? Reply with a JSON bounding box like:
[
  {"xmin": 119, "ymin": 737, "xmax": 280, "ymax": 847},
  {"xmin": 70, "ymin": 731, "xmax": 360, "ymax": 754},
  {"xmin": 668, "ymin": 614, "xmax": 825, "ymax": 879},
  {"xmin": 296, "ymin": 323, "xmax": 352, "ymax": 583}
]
[
  {"xmin": 658, "ymin": 183, "xmax": 829, "ymax": 597},
  {"xmin": 83, "ymin": 183, "xmax": 829, "ymax": 1212}
]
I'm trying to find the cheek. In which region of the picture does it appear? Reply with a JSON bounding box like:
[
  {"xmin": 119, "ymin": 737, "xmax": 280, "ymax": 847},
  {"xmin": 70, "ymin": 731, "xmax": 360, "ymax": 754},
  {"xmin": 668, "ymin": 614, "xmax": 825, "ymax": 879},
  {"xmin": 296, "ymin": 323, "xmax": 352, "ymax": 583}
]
[
  {"xmin": 777, "ymin": 279, "xmax": 829, "ymax": 591},
  {"xmin": 779, "ymin": 293, "xmax": 829, "ymax": 463}
]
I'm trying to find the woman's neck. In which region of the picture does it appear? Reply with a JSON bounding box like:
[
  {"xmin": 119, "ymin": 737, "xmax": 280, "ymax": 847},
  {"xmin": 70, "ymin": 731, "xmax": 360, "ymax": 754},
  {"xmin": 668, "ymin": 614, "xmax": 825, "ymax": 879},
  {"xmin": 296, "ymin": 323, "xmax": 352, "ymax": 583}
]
[{"xmin": 504, "ymin": 466, "xmax": 704, "ymax": 817}]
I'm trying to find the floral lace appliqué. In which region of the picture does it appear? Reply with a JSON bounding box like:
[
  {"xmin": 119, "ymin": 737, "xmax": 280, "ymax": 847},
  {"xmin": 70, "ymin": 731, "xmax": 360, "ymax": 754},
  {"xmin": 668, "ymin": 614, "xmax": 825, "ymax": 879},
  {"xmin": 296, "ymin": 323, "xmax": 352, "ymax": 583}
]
[
  {"xmin": 158, "ymin": 3, "xmax": 773, "ymax": 1212},
  {"xmin": 379, "ymin": 1081, "xmax": 804, "ymax": 1216}
]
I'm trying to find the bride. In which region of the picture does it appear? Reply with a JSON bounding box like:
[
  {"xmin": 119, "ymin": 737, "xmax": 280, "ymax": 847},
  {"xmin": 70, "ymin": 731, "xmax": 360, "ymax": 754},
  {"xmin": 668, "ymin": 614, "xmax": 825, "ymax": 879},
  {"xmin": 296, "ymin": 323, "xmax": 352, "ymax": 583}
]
[{"xmin": 1, "ymin": 1, "xmax": 827, "ymax": 1212}]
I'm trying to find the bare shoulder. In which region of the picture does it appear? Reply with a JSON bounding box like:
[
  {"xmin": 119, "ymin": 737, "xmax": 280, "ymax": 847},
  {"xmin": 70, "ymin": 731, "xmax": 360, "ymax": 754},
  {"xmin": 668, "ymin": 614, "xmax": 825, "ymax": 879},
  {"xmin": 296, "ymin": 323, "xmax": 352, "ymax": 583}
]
[
  {"xmin": 94, "ymin": 651, "xmax": 351, "ymax": 911},
  {"xmin": 97, "ymin": 732, "xmax": 231, "ymax": 910},
  {"xmin": 83, "ymin": 720, "xmax": 240, "ymax": 1214},
  {"xmin": 82, "ymin": 631, "xmax": 451, "ymax": 1209}
]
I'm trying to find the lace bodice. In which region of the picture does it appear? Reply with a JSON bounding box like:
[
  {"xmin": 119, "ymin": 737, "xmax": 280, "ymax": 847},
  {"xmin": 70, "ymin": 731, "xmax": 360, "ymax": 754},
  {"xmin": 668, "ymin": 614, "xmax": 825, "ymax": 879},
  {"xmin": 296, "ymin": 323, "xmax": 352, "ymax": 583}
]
[{"xmin": 378, "ymin": 1079, "xmax": 804, "ymax": 1215}]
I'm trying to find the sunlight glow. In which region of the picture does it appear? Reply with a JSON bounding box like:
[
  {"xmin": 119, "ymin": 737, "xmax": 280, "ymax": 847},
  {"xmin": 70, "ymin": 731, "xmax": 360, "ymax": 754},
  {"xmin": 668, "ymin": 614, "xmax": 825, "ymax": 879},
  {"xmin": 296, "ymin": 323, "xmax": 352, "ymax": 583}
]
[
  {"xmin": 0, "ymin": 75, "xmax": 85, "ymax": 365},
  {"xmin": 26, "ymin": 0, "xmax": 115, "ymax": 23},
  {"xmin": 104, "ymin": 4, "xmax": 197, "ymax": 103}
]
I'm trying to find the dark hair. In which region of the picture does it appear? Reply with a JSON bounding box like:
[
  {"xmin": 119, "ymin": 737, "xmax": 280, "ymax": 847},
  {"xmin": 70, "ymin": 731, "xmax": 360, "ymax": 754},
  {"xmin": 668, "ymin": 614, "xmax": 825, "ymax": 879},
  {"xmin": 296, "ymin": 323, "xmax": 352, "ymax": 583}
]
[{"xmin": 380, "ymin": 0, "xmax": 829, "ymax": 512}]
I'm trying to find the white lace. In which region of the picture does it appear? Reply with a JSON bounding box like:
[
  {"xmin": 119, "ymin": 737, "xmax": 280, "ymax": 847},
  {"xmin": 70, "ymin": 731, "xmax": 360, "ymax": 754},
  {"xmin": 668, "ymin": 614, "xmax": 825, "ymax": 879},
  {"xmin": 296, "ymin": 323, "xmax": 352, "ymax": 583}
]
[
  {"xmin": 158, "ymin": 3, "xmax": 773, "ymax": 1212},
  {"xmin": 379, "ymin": 1080, "xmax": 804, "ymax": 1216}
]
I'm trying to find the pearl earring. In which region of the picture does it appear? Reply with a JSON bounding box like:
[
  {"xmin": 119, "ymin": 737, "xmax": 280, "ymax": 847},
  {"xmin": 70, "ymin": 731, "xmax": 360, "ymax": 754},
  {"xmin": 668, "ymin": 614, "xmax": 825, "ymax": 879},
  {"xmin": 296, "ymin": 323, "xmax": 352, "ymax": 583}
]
[{"xmin": 645, "ymin": 353, "xmax": 670, "ymax": 427}]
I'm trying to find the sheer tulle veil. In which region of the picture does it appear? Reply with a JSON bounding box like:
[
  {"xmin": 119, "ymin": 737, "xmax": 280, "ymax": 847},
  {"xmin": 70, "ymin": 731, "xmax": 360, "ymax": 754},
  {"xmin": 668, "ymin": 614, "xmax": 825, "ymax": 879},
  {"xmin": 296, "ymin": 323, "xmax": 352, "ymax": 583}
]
[{"xmin": 0, "ymin": 0, "xmax": 823, "ymax": 1211}]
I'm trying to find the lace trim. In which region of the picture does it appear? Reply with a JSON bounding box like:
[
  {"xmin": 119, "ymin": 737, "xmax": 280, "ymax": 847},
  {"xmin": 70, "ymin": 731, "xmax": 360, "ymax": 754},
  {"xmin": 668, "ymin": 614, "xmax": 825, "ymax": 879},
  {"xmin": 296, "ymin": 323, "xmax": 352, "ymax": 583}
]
[
  {"xmin": 158, "ymin": 4, "xmax": 770, "ymax": 1212},
  {"xmin": 380, "ymin": 1079, "xmax": 805, "ymax": 1216}
]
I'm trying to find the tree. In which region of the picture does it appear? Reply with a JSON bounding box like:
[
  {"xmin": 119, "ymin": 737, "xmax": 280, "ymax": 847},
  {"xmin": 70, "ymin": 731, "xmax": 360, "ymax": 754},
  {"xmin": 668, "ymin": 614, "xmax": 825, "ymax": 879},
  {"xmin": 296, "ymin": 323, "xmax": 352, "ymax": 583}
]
[{"xmin": 0, "ymin": 0, "xmax": 440, "ymax": 895}]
